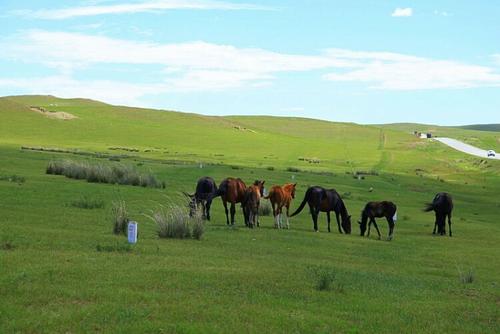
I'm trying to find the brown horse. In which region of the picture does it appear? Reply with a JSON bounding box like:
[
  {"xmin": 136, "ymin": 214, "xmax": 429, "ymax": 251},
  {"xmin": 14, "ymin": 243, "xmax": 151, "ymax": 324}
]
[
  {"xmin": 264, "ymin": 183, "xmax": 297, "ymax": 229},
  {"xmin": 212, "ymin": 177, "xmax": 247, "ymax": 225},
  {"xmin": 358, "ymin": 201, "xmax": 397, "ymax": 240},
  {"xmin": 242, "ymin": 180, "xmax": 265, "ymax": 228}
]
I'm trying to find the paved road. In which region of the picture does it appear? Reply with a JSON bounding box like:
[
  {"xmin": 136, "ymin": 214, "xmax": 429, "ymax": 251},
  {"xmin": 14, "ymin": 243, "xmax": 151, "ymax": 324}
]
[{"xmin": 434, "ymin": 137, "xmax": 499, "ymax": 160}]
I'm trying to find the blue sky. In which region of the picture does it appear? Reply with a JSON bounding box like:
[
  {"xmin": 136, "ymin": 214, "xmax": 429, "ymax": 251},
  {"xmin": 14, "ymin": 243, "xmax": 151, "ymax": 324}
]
[{"xmin": 1, "ymin": 0, "xmax": 499, "ymax": 125}]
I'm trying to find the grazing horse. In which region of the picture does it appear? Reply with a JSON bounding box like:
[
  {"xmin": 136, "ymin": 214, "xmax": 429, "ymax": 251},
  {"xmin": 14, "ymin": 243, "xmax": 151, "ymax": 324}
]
[
  {"xmin": 290, "ymin": 186, "xmax": 352, "ymax": 233},
  {"xmin": 265, "ymin": 183, "xmax": 297, "ymax": 229},
  {"xmin": 212, "ymin": 177, "xmax": 247, "ymax": 225},
  {"xmin": 183, "ymin": 176, "xmax": 217, "ymax": 220},
  {"xmin": 358, "ymin": 201, "xmax": 397, "ymax": 240},
  {"xmin": 424, "ymin": 192, "xmax": 453, "ymax": 236},
  {"xmin": 242, "ymin": 180, "xmax": 265, "ymax": 228}
]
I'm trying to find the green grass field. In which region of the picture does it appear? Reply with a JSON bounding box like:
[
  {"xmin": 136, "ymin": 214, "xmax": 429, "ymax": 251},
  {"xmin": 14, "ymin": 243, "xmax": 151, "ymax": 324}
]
[{"xmin": 1, "ymin": 96, "xmax": 499, "ymax": 333}]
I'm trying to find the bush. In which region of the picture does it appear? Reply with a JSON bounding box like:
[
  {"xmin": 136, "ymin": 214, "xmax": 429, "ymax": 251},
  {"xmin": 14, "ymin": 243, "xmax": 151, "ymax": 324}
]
[
  {"xmin": 152, "ymin": 205, "xmax": 205, "ymax": 240},
  {"xmin": 112, "ymin": 201, "xmax": 129, "ymax": 235},
  {"xmin": 70, "ymin": 196, "xmax": 104, "ymax": 209},
  {"xmin": 46, "ymin": 159, "xmax": 165, "ymax": 188},
  {"xmin": 266, "ymin": 166, "xmax": 275, "ymax": 171},
  {"xmin": 258, "ymin": 200, "xmax": 272, "ymax": 216}
]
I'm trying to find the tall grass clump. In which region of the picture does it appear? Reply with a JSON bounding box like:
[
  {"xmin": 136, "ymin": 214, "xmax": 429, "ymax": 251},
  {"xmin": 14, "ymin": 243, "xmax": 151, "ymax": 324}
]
[
  {"xmin": 70, "ymin": 196, "xmax": 104, "ymax": 209},
  {"xmin": 457, "ymin": 266, "xmax": 475, "ymax": 284},
  {"xmin": 46, "ymin": 159, "xmax": 165, "ymax": 188},
  {"xmin": 151, "ymin": 205, "xmax": 205, "ymax": 240},
  {"xmin": 112, "ymin": 201, "xmax": 129, "ymax": 235},
  {"xmin": 0, "ymin": 175, "xmax": 25, "ymax": 184},
  {"xmin": 259, "ymin": 200, "xmax": 272, "ymax": 216},
  {"xmin": 307, "ymin": 265, "xmax": 343, "ymax": 292}
]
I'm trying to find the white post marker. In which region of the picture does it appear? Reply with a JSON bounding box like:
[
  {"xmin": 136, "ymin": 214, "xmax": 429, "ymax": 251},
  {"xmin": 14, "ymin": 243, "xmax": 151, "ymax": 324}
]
[{"xmin": 128, "ymin": 221, "xmax": 138, "ymax": 244}]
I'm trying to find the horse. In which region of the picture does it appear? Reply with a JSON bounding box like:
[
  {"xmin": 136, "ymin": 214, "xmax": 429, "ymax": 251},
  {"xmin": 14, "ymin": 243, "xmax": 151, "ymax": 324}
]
[
  {"xmin": 211, "ymin": 177, "xmax": 247, "ymax": 225},
  {"xmin": 183, "ymin": 176, "xmax": 217, "ymax": 220},
  {"xmin": 290, "ymin": 186, "xmax": 352, "ymax": 233},
  {"xmin": 265, "ymin": 183, "xmax": 297, "ymax": 229},
  {"xmin": 358, "ymin": 201, "xmax": 397, "ymax": 240},
  {"xmin": 424, "ymin": 192, "xmax": 453, "ymax": 236},
  {"xmin": 242, "ymin": 180, "xmax": 265, "ymax": 228}
]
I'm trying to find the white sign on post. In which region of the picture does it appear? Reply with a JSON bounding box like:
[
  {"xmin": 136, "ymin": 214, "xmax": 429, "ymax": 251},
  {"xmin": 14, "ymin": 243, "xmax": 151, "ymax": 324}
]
[{"xmin": 128, "ymin": 221, "xmax": 138, "ymax": 244}]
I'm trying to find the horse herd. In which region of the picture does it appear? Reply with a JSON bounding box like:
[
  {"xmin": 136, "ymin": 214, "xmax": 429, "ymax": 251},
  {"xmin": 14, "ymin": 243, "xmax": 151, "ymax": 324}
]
[{"xmin": 184, "ymin": 176, "xmax": 454, "ymax": 240}]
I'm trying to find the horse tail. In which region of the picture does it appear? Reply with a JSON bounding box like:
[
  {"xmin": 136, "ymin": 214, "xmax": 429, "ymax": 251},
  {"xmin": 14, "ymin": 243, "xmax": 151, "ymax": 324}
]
[
  {"xmin": 290, "ymin": 188, "xmax": 312, "ymax": 217},
  {"xmin": 210, "ymin": 180, "xmax": 227, "ymax": 200},
  {"xmin": 423, "ymin": 202, "xmax": 434, "ymax": 212}
]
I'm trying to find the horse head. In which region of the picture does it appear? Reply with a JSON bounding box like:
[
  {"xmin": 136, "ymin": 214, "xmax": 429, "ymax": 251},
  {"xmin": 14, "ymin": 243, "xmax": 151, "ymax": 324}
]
[
  {"xmin": 290, "ymin": 183, "xmax": 297, "ymax": 198},
  {"xmin": 253, "ymin": 180, "xmax": 265, "ymax": 196},
  {"xmin": 342, "ymin": 215, "xmax": 352, "ymax": 234},
  {"xmin": 183, "ymin": 192, "xmax": 197, "ymax": 217}
]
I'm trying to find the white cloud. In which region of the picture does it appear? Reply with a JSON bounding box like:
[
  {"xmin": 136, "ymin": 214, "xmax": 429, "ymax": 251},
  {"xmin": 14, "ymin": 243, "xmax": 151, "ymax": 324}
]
[
  {"xmin": 13, "ymin": 0, "xmax": 270, "ymax": 19},
  {"xmin": 2, "ymin": 30, "xmax": 500, "ymax": 100},
  {"xmin": 433, "ymin": 10, "xmax": 452, "ymax": 17},
  {"xmin": 323, "ymin": 50, "xmax": 500, "ymax": 90},
  {"xmin": 391, "ymin": 8, "xmax": 412, "ymax": 17}
]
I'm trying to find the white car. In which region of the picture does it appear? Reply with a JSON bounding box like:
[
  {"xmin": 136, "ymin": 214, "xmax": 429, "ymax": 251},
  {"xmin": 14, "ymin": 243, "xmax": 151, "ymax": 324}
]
[{"xmin": 487, "ymin": 150, "xmax": 496, "ymax": 157}]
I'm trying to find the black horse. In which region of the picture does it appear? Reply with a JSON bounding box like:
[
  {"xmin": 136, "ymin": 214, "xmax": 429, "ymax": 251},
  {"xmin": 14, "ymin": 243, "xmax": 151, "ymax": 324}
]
[
  {"xmin": 184, "ymin": 176, "xmax": 217, "ymax": 220},
  {"xmin": 290, "ymin": 186, "xmax": 351, "ymax": 233},
  {"xmin": 424, "ymin": 192, "xmax": 453, "ymax": 236},
  {"xmin": 359, "ymin": 201, "xmax": 397, "ymax": 240}
]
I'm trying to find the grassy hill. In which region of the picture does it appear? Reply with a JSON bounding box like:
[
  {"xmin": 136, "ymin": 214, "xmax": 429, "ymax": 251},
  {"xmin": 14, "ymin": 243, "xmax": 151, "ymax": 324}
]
[
  {"xmin": 1, "ymin": 95, "xmax": 499, "ymax": 333},
  {"xmin": 455, "ymin": 124, "xmax": 500, "ymax": 132}
]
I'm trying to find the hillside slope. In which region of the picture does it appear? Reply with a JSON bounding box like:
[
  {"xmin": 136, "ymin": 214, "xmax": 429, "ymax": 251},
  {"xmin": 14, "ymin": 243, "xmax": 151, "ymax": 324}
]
[{"xmin": 1, "ymin": 95, "xmax": 498, "ymax": 179}]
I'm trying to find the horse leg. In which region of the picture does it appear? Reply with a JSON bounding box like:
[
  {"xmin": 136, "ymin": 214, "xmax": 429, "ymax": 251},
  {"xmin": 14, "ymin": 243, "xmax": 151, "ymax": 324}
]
[
  {"xmin": 448, "ymin": 213, "xmax": 452, "ymax": 237},
  {"xmin": 441, "ymin": 215, "xmax": 446, "ymax": 236},
  {"xmin": 271, "ymin": 201, "xmax": 278, "ymax": 228},
  {"xmin": 326, "ymin": 211, "xmax": 331, "ymax": 233},
  {"xmin": 387, "ymin": 217, "xmax": 395, "ymax": 241},
  {"xmin": 286, "ymin": 204, "xmax": 290, "ymax": 229},
  {"xmin": 201, "ymin": 201, "xmax": 206, "ymax": 219},
  {"xmin": 206, "ymin": 199, "xmax": 212, "ymax": 221},
  {"xmin": 223, "ymin": 200, "xmax": 229, "ymax": 225},
  {"xmin": 312, "ymin": 207, "xmax": 319, "ymax": 232},
  {"xmin": 367, "ymin": 218, "xmax": 372, "ymax": 237},
  {"xmin": 372, "ymin": 219, "xmax": 381, "ymax": 239},
  {"xmin": 230, "ymin": 202, "xmax": 236, "ymax": 226},
  {"xmin": 335, "ymin": 212, "xmax": 343, "ymax": 234}
]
